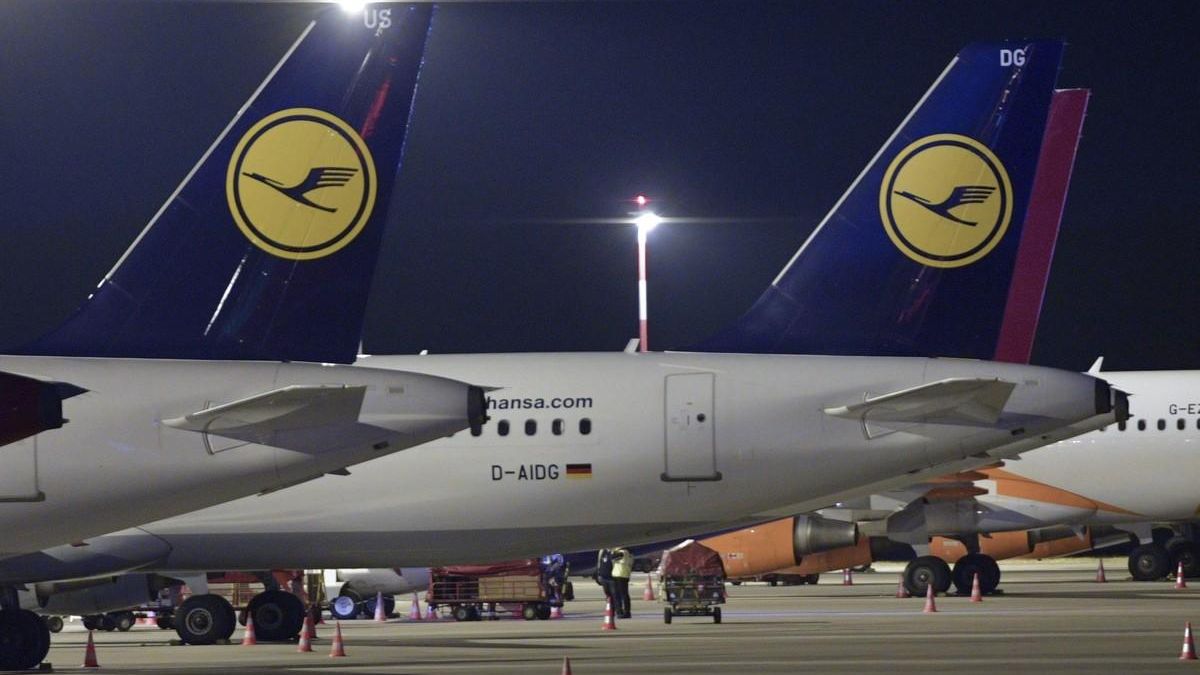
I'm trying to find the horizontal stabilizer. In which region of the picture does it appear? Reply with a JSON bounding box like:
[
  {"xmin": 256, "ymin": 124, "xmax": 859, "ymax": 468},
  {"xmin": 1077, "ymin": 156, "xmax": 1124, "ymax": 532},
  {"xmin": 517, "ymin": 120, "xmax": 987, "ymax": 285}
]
[{"xmin": 824, "ymin": 378, "xmax": 1016, "ymax": 434}]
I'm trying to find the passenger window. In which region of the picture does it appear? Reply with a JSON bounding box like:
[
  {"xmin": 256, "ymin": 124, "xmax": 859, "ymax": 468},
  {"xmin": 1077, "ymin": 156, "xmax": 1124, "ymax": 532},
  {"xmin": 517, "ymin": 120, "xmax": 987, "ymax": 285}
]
[
  {"xmin": 1137, "ymin": 419, "xmax": 1146, "ymax": 431},
  {"xmin": 1118, "ymin": 421, "xmax": 1127, "ymax": 431},
  {"xmin": 579, "ymin": 418, "xmax": 592, "ymax": 435},
  {"xmin": 1157, "ymin": 419, "xmax": 1166, "ymax": 431},
  {"xmin": 552, "ymin": 419, "xmax": 564, "ymax": 436},
  {"xmin": 525, "ymin": 419, "xmax": 537, "ymax": 436},
  {"xmin": 498, "ymin": 420, "xmax": 510, "ymax": 437},
  {"xmin": 1179, "ymin": 419, "xmax": 1186, "ymax": 431}
]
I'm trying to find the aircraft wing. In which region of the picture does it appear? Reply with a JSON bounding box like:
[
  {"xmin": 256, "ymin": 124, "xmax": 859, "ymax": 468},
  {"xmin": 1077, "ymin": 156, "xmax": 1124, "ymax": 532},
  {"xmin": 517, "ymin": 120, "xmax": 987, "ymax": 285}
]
[
  {"xmin": 163, "ymin": 384, "xmax": 475, "ymax": 455},
  {"xmin": 824, "ymin": 378, "xmax": 1016, "ymax": 429},
  {"xmin": 0, "ymin": 370, "xmax": 87, "ymax": 447}
]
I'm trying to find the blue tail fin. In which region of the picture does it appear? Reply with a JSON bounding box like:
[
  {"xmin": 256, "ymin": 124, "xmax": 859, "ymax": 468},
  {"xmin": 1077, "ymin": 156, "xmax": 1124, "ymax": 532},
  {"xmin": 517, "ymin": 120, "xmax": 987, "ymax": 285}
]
[
  {"xmin": 14, "ymin": 4, "xmax": 432, "ymax": 364},
  {"xmin": 694, "ymin": 42, "xmax": 1066, "ymax": 359}
]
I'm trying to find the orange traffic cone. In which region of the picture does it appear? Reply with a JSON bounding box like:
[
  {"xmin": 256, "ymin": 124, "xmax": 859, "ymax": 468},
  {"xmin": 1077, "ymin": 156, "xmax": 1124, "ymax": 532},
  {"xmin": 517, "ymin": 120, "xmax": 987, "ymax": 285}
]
[
  {"xmin": 562, "ymin": 655, "xmax": 573, "ymax": 674},
  {"xmin": 643, "ymin": 574, "xmax": 656, "ymax": 601},
  {"xmin": 409, "ymin": 593, "xmax": 422, "ymax": 619},
  {"xmin": 601, "ymin": 597, "xmax": 617, "ymax": 631},
  {"xmin": 241, "ymin": 615, "xmax": 258, "ymax": 646},
  {"xmin": 550, "ymin": 605, "xmax": 564, "ymax": 619},
  {"xmin": 1176, "ymin": 562, "xmax": 1188, "ymax": 589},
  {"xmin": 329, "ymin": 621, "xmax": 347, "ymax": 657},
  {"xmin": 895, "ymin": 574, "xmax": 910, "ymax": 598},
  {"xmin": 425, "ymin": 604, "xmax": 439, "ymax": 621},
  {"xmin": 373, "ymin": 591, "xmax": 387, "ymax": 622},
  {"xmin": 1182, "ymin": 622, "xmax": 1197, "ymax": 660},
  {"xmin": 922, "ymin": 583, "xmax": 938, "ymax": 613},
  {"xmin": 1095, "ymin": 559, "xmax": 1107, "ymax": 583},
  {"xmin": 297, "ymin": 615, "xmax": 314, "ymax": 653},
  {"xmin": 842, "ymin": 568, "xmax": 853, "ymax": 586},
  {"xmin": 969, "ymin": 572, "xmax": 983, "ymax": 603},
  {"xmin": 82, "ymin": 630, "xmax": 100, "ymax": 668}
]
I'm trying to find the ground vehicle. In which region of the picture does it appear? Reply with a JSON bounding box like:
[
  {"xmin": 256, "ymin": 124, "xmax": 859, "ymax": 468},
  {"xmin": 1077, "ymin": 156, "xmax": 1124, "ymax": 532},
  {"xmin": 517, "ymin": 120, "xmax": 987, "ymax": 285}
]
[
  {"xmin": 659, "ymin": 541, "xmax": 726, "ymax": 624},
  {"xmin": 429, "ymin": 560, "xmax": 564, "ymax": 621}
]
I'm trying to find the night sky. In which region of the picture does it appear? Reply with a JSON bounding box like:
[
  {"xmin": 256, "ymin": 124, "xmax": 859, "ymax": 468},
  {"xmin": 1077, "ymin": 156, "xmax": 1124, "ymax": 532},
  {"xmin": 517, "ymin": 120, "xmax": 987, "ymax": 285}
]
[{"xmin": 1, "ymin": 1, "xmax": 1197, "ymax": 371}]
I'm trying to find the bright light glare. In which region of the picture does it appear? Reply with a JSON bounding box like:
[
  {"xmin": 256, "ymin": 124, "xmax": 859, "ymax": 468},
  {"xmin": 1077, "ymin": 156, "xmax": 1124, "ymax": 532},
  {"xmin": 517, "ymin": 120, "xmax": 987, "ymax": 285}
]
[
  {"xmin": 339, "ymin": 0, "xmax": 367, "ymax": 14},
  {"xmin": 634, "ymin": 212, "xmax": 663, "ymax": 232},
  {"xmin": 635, "ymin": 194, "xmax": 648, "ymax": 208}
]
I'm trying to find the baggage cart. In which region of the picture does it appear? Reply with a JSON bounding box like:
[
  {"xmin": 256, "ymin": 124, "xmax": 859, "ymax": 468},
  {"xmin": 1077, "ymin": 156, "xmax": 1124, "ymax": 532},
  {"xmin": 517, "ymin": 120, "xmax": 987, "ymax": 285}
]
[{"xmin": 658, "ymin": 540, "xmax": 726, "ymax": 624}]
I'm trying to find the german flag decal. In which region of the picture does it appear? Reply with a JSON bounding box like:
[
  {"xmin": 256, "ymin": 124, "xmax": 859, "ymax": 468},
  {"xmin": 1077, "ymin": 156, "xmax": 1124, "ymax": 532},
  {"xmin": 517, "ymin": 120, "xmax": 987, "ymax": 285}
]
[{"xmin": 565, "ymin": 463, "xmax": 593, "ymax": 479}]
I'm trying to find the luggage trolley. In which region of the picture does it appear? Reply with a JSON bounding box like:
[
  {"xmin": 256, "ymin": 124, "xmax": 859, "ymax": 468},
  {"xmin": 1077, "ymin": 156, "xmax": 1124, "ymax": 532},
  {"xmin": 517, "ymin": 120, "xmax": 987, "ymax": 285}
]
[
  {"xmin": 658, "ymin": 540, "xmax": 727, "ymax": 624},
  {"xmin": 429, "ymin": 559, "xmax": 564, "ymax": 621}
]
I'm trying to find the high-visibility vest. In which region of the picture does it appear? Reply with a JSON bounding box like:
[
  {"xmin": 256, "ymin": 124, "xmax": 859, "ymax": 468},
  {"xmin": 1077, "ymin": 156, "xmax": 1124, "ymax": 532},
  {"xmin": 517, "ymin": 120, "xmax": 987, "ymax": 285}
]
[{"xmin": 612, "ymin": 549, "xmax": 633, "ymax": 579}]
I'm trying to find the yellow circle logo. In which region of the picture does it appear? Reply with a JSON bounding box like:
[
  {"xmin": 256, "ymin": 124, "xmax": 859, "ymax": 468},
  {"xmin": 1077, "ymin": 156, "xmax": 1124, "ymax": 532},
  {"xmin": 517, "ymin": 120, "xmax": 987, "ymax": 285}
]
[
  {"xmin": 226, "ymin": 108, "xmax": 376, "ymax": 260},
  {"xmin": 879, "ymin": 134, "xmax": 1012, "ymax": 268}
]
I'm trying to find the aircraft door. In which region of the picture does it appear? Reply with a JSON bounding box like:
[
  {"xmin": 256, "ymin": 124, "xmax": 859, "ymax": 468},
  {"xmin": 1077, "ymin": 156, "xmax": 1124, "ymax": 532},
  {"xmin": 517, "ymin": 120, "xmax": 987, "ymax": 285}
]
[
  {"xmin": 662, "ymin": 372, "xmax": 721, "ymax": 481},
  {"xmin": 0, "ymin": 438, "xmax": 43, "ymax": 502}
]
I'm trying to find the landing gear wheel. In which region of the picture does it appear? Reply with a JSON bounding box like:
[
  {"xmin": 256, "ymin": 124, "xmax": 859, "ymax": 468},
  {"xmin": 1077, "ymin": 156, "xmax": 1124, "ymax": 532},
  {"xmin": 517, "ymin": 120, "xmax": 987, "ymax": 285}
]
[
  {"xmin": 452, "ymin": 605, "xmax": 472, "ymax": 622},
  {"xmin": 43, "ymin": 615, "xmax": 64, "ymax": 633},
  {"xmin": 663, "ymin": 608, "xmax": 672, "ymax": 624},
  {"xmin": 1167, "ymin": 537, "xmax": 1200, "ymax": 578},
  {"xmin": 0, "ymin": 609, "xmax": 51, "ymax": 671},
  {"xmin": 1129, "ymin": 543, "xmax": 1171, "ymax": 581},
  {"xmin": 175, "ymin": 593, "xmax": 235, "ymax": 645},
  {"xmin": 113, "ymin": 611, "xmax": 135, "ymax": 632},
  {"xmin": 330, "ymin": 591, "xmax": 362, "ymax": 620},
  {"xmin": 363, "ymin": 593, "xmax": 395, "ymax": 619},
  {"xmin": 904, "ymin": 555, "xmax": 952, "ymax": 597},
  {"xmin": 712, "ymin": 607, "xmax": 721, "ymax": 624},
  {"xmin": 952, "ymin": 553, "xmax": 1001, "ymax": 595},
  {"xmin": 82, "ymin": 614, "xmax": 101, "ymax": 631},
  {"xmin": 247, "ymin": 589, "xmax": 305, "ymax": 642}
]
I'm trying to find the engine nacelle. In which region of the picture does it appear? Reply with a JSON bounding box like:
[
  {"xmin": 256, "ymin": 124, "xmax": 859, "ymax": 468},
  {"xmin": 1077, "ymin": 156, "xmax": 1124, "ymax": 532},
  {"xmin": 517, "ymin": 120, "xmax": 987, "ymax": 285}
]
[
  {"xmin": 793, "ymin": 515, "xmax": 859, "ymax": 556},
  {"xmin": 32, "ymin": 574, "xmax": 163, "ymax": 615}
]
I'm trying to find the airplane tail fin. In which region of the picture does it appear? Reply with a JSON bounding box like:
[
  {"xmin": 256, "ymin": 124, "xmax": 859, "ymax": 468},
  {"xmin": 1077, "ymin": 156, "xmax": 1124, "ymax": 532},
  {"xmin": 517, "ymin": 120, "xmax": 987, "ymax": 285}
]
[
  {"xmin": 14, "ymin": 4, "xmax": 432, "ymax": 364},
  {"xmin": 694, "ymin": 42, "xmax": 1076, "ymax": 360}
]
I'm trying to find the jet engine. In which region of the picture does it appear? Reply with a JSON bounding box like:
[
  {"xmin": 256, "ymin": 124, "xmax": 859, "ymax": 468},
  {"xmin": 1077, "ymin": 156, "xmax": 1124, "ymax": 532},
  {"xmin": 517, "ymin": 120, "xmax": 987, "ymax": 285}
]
[{"xmin": 29, "ymin": 574, "xmax": 167, "ymax": 615}]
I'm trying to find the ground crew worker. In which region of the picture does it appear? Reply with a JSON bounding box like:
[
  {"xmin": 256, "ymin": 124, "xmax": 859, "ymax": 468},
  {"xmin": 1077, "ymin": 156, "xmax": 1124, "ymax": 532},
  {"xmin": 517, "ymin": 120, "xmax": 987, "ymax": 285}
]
[
  {"xmin": 612, "ymin": 547, "xmax": 633, "ymax": 618},
  {"xmin": 595, "ymin": 548, "xmax": 615, "ymax": 607}
]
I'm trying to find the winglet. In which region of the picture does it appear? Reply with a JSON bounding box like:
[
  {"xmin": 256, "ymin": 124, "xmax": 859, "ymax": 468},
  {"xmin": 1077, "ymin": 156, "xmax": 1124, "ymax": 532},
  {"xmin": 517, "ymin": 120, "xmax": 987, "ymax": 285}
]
[{"xmin": 1086, "ymin": 357, "xmax": 1104, "ymax": 375}]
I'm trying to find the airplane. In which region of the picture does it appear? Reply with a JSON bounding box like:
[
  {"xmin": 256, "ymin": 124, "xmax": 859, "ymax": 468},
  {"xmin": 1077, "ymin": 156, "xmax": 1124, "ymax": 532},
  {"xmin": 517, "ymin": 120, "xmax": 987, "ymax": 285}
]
[
  {"xmin": 0, "ymin": 40, "xmax": 1127, "ymax": 665},
  {"xmin": 0, "ymin": 5, "xmax": 503, "ymax": 669}
]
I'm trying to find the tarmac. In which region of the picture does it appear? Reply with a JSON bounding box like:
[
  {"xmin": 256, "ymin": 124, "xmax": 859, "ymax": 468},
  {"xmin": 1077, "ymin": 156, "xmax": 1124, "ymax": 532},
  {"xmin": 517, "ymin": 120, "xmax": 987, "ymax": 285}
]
[{"xmin": 40, "ymin": 559, "xmax": 1200, "ymax": 674}]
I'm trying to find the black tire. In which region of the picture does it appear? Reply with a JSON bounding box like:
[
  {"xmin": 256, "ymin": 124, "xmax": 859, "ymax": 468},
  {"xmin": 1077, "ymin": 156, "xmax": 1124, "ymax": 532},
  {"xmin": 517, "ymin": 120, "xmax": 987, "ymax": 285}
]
[
  {"xmin": 1166, "ymin": 537, "xmax": 1200, "ymax": 578},
  {"xmin": 0, "ymin": 609, "xmax": 51, "ymax": 671},
  {"xmin": 81, "ymin": 615, "xmax": 101, "ymax": 631},
  {"xmin": 536, "ymin": 604, "xmax": 552, "ymax": 620},
  {"xmin": 713, "ymin": 607, "xmax": 721, "ymax": 624},
  {"xmin": 247, "ymin": 589, "xmax": 305, "ymax": 642},
  {"xmin": 803, "ymin": 575, "xmax": 821, "ymax": 585},
  {"xmin": 363, "ymin": 593, "xmax": 396, "ymax": 619},
  {"xmin": 663, "ymin": 608, "xmax": 672, "ymax": 624},
  {"xmin": 521, "ymin": 604, "xmax": 539, "ymax": 621},
  {"xmin": 43, "ymin": 615, "xmax": 63, "ymax": 634},
  {"xmin": 175, "ymin": 594, "xmax": 235, "ymax": 646},
  {"xmin": 156, "ymin": 614, "xmax": 174, "ymax": 630},
  {"xmin": 767, "ymin": 579, "xmax": 778, "ymax": 587},
  {"xmin": 904, "ymin": 555, "xmax": 952, "ymax": 596},
  {"xmin": 1129, "ymin": 543, "xmax": 1171, "ymax": 581},
  {"xmin": 98, "ymin": 614, "xmax": 117, "ymax": 631},
  {"xmin": 452, "ymin": 605, "xmax": 472, "ymax": 622},
  {"xmin": 113, "ymin": 611, "xmax": 135, "ymax": 632},
  {"xmin": 330, "ymin": 591, "xmax": 362, "ymax": 621},
  {"xmin": 952, "ymin": 553, "xmax": 1000, "ymax": 595}
]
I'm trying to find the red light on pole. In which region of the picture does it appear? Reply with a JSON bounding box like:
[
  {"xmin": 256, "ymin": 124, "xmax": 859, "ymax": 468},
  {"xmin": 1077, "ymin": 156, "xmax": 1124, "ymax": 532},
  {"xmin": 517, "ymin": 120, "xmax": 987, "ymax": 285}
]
[{"xmin": 635, "ymin": 194, "xmax": 648, "ymax": 209}]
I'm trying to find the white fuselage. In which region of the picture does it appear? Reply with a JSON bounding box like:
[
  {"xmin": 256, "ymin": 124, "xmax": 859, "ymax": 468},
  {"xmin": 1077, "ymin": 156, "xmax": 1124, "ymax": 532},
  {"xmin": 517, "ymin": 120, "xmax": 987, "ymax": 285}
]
[
  {"xmin": 9, "ymin": 351, "xmax": 1112, "ymax": 577},
  {"xmin": 0, "ymin": 356, "xmax": 475, "ymax": 557}
]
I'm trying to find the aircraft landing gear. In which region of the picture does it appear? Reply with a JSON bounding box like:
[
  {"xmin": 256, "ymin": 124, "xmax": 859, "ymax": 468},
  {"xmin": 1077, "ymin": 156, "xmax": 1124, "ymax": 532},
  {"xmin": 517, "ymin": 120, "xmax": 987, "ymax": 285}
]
[
  {"xmin": 1128, "ymin": 543, "xmax": 1171, "ymax": 581},
  {"xmin": 903, "ymin": 555, "xmax": 952, "ymax": 597},
  {"xmin": 952, "ymin": 553, "xmax": 1001, "ymax": 595},
  {"xmin": 1167, "ymin": 536, "xmax": 1200, "ymax": 578},
  {"xmin": 245, "ymin": 589, "xmax": 305, "ymax": 642},
  {"xmin": 175, "ymin": 593, "xmax": 236, "ymax": 645},
  {"xmin": 0, "ymin": 608, "xmax": 51, "ymax": 671}
]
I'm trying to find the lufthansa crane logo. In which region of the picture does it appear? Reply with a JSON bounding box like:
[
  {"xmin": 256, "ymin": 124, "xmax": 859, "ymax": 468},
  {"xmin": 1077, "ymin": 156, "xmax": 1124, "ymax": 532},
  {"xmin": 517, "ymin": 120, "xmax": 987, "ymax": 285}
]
[
  {"xmin": 878, "ymin": 134, "xmax": 1012, "ymax": 268},
  {"xmin": 226, "ymin": 108, "xmax": 376, "ymax": 260}
]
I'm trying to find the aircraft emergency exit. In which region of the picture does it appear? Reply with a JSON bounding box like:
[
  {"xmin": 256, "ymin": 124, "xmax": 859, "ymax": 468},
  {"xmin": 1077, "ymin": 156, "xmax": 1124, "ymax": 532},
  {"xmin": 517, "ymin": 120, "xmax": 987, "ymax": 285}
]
[{"xmin": 0, "ymin": 40, "xmax": 1129, "ymax": 656}]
